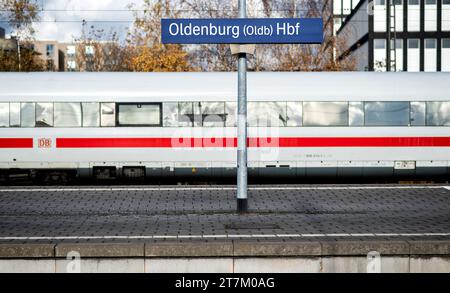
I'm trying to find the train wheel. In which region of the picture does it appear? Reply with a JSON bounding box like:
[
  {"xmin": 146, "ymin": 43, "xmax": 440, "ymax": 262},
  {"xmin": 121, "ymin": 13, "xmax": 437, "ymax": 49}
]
[{"xmin": 37, "ymin": 171, "xmax": 73, "ymax": 186}]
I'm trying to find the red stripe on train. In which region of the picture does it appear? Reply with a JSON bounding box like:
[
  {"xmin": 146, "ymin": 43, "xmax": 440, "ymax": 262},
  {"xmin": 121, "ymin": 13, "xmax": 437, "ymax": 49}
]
[
  {"xmin": 56, "ymin": 137, "xmax": 450, "ymax": 148},
  {"xmin": 0, "ymin": 138, "xmax": 33, "ymax": 148}
]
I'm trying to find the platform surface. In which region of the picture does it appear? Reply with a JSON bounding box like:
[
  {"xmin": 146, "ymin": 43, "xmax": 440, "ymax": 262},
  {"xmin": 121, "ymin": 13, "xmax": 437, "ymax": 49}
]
[{"xmin": 0, "ymin": 185, "xmax": 449, "ymax": 257}]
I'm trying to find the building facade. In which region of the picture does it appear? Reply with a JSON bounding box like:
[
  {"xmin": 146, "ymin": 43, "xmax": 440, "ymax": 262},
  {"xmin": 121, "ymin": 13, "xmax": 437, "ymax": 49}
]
[
  {"xmin": 30, "ymin": 41, "xmax": 100, "ymax": 72},
  {"xmin": 332, "ymin": 0, "xmax": 361, "ymax": 33},
  {"xmin": 58, "ymin": 43, "xmax": 79, "ymax": 72},
  {"xmin": 336, "ymin": 0, "xmax": 450, "ymax": 71},
  {"xmin": 30, "ymin": 41, "xmax": 64, "ymax": 71},
  {"xmin": 1, "ymin": 28, "xmax": 109, "ymax": 72}
]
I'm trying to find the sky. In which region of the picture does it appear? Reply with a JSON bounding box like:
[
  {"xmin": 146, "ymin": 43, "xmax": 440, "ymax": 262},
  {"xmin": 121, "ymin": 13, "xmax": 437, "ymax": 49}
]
[{"xmin": 3, "ymin": 0, "xmax": 141, "ymax": 42}]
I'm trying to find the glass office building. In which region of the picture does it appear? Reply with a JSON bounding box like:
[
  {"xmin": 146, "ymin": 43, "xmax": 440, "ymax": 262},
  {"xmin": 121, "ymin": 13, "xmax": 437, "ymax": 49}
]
[{"xmin": 331, "ymin": 0, "xmax": 450, "ymax": 71}]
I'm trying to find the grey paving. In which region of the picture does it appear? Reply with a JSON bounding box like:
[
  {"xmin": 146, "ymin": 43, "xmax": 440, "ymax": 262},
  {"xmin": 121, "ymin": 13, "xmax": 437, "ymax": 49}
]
[{"xmin": 0, "ymin": 185, "xmax": 449, "ymax": 245}]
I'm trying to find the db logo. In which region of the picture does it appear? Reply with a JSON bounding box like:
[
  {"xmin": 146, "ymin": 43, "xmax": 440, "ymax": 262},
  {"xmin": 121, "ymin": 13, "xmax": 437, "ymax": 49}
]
[{"xmin": 38, "ymin": 138, "xmax": 52, "ymax": 148}]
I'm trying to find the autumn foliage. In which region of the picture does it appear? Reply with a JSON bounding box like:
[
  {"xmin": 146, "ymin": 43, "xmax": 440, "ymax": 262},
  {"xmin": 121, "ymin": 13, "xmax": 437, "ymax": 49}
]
[
  {"xmin": 0, "ymin": 0, "xmax": 45, "ymax": 71},
  {"xmin": 0, "ymin": 0, "xmax": 356, "ymax": 73},
  {"xmin": 131, "ymin": 44, "xmax": 192, "ymax": 72},
  {"xmin": 0, "ymin": 44, "xmax": 45, "ymax": 71}
]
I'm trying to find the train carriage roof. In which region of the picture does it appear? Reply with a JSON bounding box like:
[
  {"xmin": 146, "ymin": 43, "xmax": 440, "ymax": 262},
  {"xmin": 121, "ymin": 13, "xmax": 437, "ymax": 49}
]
[{"xmin": 0, "ymin": 72, "xmax": 449, "ymax": 102}]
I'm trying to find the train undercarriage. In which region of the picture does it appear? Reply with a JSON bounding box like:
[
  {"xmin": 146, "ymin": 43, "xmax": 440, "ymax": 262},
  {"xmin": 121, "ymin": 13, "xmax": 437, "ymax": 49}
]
[{"xmin": 0, "ymin": 166, "xmax": 447, "ymax": 185}]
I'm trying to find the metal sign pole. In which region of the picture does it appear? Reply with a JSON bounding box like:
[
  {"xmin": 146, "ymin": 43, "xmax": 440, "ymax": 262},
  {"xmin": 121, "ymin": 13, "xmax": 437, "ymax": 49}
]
[{"xmin": 237, "ymin": 0, "xmax": 248, "ymax": 213}]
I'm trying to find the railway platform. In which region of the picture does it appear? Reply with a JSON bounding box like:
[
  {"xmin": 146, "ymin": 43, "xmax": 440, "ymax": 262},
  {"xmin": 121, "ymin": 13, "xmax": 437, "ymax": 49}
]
[{"xmin": 0, "ymin": 184, "xmax": 449, "ymax": 273}]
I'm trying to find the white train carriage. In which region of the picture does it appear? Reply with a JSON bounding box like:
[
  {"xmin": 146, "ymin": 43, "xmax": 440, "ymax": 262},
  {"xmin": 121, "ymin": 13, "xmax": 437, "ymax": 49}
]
[{"xmin": 0, "ymin": 72, "xmax": 450, "ymax": 182}]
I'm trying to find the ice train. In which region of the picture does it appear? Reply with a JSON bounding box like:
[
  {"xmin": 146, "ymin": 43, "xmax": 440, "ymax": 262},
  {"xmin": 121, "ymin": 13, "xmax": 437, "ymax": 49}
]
[{"xmin": 0, "ymin": 72, "xmax": 449, "ymax": 183}]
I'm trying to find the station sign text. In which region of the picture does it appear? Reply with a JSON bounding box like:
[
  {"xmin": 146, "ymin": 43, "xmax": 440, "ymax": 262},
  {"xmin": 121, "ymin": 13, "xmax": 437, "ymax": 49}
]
[{"xmin": 161, "ymin": 18, "xmax": 323, "ymax": 44}]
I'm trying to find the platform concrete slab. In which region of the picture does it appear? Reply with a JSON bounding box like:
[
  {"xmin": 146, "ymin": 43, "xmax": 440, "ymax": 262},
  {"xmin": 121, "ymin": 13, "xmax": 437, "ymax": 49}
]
[
  {"xmin": 145, "ymin": 242, "xmax": 233, "ymax": 257},
  {"xmin": 379, "ymin": 257, "xmax": 411, "ymax": 273},
  {"xmin": 322, "ymin": 257, "xmax": 410, "ymax": 273},
  {"xmin": 0, "ymin": 244, "xmax": 55, "ymax": 258},
  {"xmin": 55, "ymin": 243, "xmax": 144, "ymax": 258},
  {"xmin": 55, "ymin": 259, "xmax": 145, "ymax": 273},
  {"xmin": 233, "ymin": 257, "xmax": 321, "ymax": 273},
  {"xmin": 233, "ymin": 241, "xmax": 322, "ymax": 257},
  {"xmin": 409, "ymin": 241, "xmax": 450, "ymax": 255},
  {"xmin": 410, "ymin": 257, "xmax": 450, "ymax": 273},
  {"xmin": 321, "ymin": 241, "xmax": 410, "ymax": 256},
  {"xmin": 145, "ymin": 258, "xmax": 234, "ymax": 273},
  {"xmin": 0, "ymin": 259, "xmax": 55, "ymax": 273}
]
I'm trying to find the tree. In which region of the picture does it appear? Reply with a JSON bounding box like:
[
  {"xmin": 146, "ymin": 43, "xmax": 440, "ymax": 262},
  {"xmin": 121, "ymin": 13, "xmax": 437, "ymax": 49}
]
[
  {"xmin": 0, "ymin": 0, "xmax": 40, "ymax": 39},
  {"xmin": 131, "ymin": 44, "xmax": 191, "ymax": 72},
  {"xmin": 257, "ymin": 0, "xmax": 356, "ymax": 71},
  {"xmin": 0, "ymin": 46, "xmax": 45, "ymax": 71},
  {"xmin": 74, "ymin": 20, "xmax": 133, "ymax": 72},
  {"xmin": 165, "ymin": 0, "xmax": 356, "ymax": 71},
  {"xmin": 127, "ymin": 0, "xmax": 192, "ymax": 72},
  {"xmin": 180, "ymin": 0, "xmax": 237, "ymax": 71},
  {"xmin": 0, "ymin": 0, "xmax": 42, "ymax": 71}
]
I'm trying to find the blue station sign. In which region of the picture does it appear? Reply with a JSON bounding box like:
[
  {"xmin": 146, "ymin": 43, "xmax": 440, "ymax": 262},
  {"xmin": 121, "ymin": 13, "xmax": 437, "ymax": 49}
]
[{"xmin": 161, "ymin": 18, "xmax": 323, "ymax": 44}]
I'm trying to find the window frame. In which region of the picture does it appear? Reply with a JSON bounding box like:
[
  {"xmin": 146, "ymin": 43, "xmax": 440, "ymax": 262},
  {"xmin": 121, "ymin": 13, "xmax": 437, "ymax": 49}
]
[
  {"xmin": 20, "ymin": 102, "xmax": 36, "ymax": 128},
  {"xmin": 0, "ymin": 103, "xmax": 9, "ymax": 128},
  {"xmin": 425, "ymin": 38, "xmax": 437, "ymax": 49},
  {"xmin": 5, "ymin": 100, "xmax": 450, "ymax": 128},
  {"xmin": 286, "ymin": 101, "xmax": 303, "ymax": 127},
  {"xmin": 302, "ymin": 101, "xmax": 350, "ymax": 127},
  {"xmin": 116, "ymin": 102, "xmax": 162, "ymax": 127},
  {"xmin": 200, "ymin": 101, "xmax": 227, "ymax": 128},
  {"xmin": 80, "ymin": 102, "xmax": 100, "ymax": 128},
  {"xmin": 248, "ymin": 101, "xmax": 288, "ymax": 127},
  {"xmin": 425, "ymin": 101, "xmax": 450, "ymax": 126},
  {"xmin": 363, "ymin": 101, "xmax": 411, "ymax": 127},
  {"xmin": 408, "ymin": 39, "xmax": 420, "ymax": 49},
  {"xmin": 35, "ymin": 102, "xmax": 54, "ymax": 128},
  {"xmin": 410, "ymin": 101, "xmax": 426, "ymax": 126},
  {"xmin": 54, "ymin": 102, "xmax": 83, "ymax": 128},
  {"xmin": 443, "ymin": 39, "xmax": 450, "ymax": 49},
  {"xmin": 9, "ymin": 102, "xmax": 20, "ymax": 127}
]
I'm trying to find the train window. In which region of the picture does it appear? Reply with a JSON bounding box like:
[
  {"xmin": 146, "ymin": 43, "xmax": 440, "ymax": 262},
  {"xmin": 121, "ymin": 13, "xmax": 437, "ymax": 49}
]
[
  {"xmin": 349, "ymin": 102, "xmax": 364, "ymax": 126},
  {"xmin": 303, "ymin": 102, "xmax": 348, "ymax": 126},
  {"xmin": 364, "ymin": 102, "xmax": 410, "ymax": 126},
  {"xmin": 117, "ymin": 103, "xmax": 161, "ymax": 127},
  {"xmin": 20, "ymin": 102, "xmax": 35, "ymax": 127},
  {"xmin": 286, "ymin": 102, "xmax": 302, "ymax": 127},
  {"xmin": 247, "ymin": 103, "xmax": 258, "ymax": 126},
  {"xmin": 248, "ymin": 102, "xmax": 287, "ymax": 127},
  {"xmin": 178, "ymin": 102, "xmax": 194, "ymax": 127},
  {"xmin": 410, "ymin": 102, "xmax": 426, "ymax": 126},
  {"xmin": 54, "ymin": 103, "xmax": 82, "ymax": 127},
  {"xmin": 225, "ymin": 102, "xmax": 236, "ymax": 127},
  {"xmin": 426, "ymin": 102, "xmax": 450, "ymax": 126},
  {"xmin": 202, "ymin": 102, "xmax": 225, "ymax": 127},
  {"xmin": 163, "ymin": 103, "xmax": 178, "ymax": 127},
  {"xmin": 100, "ymin": 103, "xmax": 115, "ymax": 127},
  {"xmin": 35, "ymin": 103, "xmax": 53, "ymax": 127},
  {"xmin": 82, "ymin": 102, "xmax": 100, "ymax": 127},
  {"xmin": 9, "ymin": 103, "xmax": 20, "ymax": 127},
  {"xmin": 273, "ymin": 102, "xmax": 287, "ymax": 126},
  {"xmin": 0, "ymin": 103, "xmax": 8, "ymax": 127},
  {"xmin": 193, "ymin": 102, "xmax": 203, "ymax": 127}
]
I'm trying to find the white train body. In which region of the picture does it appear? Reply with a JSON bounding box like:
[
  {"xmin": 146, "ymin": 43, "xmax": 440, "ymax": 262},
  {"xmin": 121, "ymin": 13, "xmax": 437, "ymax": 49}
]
[{"xmin": 0, "ymin": 72, "xmax": 450, "ymax": 180}]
